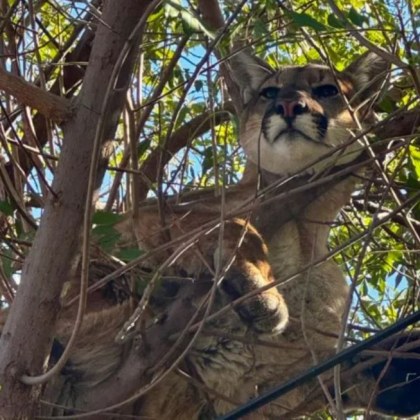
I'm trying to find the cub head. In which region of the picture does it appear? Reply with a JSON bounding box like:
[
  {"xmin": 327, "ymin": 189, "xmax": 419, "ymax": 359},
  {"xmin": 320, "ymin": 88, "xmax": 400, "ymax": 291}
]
[{"xmin": 229, "ymin": 51, "xmax": 388, "ymax": 176}]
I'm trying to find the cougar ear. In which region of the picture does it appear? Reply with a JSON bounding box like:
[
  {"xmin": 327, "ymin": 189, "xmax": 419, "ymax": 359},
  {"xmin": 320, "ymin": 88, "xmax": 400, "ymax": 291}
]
[
  {"xmin": 229, "ymin": 50, "xmax": 274, "ymax": 104},
  {"xmin": 343, "ymin": 52, "xmax": 389, "ymax": 101}
]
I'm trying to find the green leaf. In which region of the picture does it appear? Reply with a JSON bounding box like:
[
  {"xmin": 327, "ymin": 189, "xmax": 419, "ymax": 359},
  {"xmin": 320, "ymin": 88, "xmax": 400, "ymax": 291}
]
[
  {"xmin": 324, "ymin": 46, "xmax": 340, "ymax": 63},
  {"xmin": 181, "ymin": 19, "xmax": 194, "ymax": 37},
  {"xmin": 15, "ymin": 220, "xmax": 23, "ymax": 237},
  {"xmin": 190, "ymin": 102, "xmax": 205, "ymax": 114},
  {"xmin": 92, "ymin": 225, "xmax": 121, "ymax": 252},
  {"xmin": 394, "ymin": 272, "xmax": 404, "ymax": 289},
  {"xmin": 189, "ymin": 165, "xmax": 196, "ymax": 180},
  {"xmin": 378, "ymin": 97, "xmax": 396, "ymax": 113},
  {"xmin": 254, "ymin": 19, "xmax": 269, "ymax": 38},
  {"xmin": 202, "ymin": 146, "xmax": 214, "ymax": 174},
  {"xmin": 92, "ymin": 211, "xmax": 123, "ymax": 226},
  {"xmin": 365, "ymin": 301, "xmax": 382, "ymax": 320},
  {"xmin": 178, "ymin": 105, "xmax": 190, "ymax": 126},
  {"xmin": 1, "ymin": 249, "xmax": 14, "ymax": 278},
  {"xmin": 409, "ymin": 145, "xmax": 420, "ymax": 179},
  {"xmin": 406, "ymin": 174, "xmax": 420, "ymax": 189},
  {"xmin": 361, "ymin": 281, "xmax": 368, "ymax": 297},
  {"xmin": 348, "ymin": 7, "xmax": 367, "ymax": 27},
  {"xmin": 327, "ymin": 13, "xmax": 345, "ymax": 28},
  {"xmin": 413, "ymin": 202, "xmax": 420, "ymax": 221},
  {"xmin": 288, "ymin": 11, "xmax": 326, "ymax": 31},
  {"xmin": 148, "ymin": 2, "xmax": 165, "ymax": 23},
  {"xmin": 116, "ymin": 248, "xmax": 143, "ymax": 262},
  {"xmin": 0, "ymin": 200, "xmax": 14, "ymax": 216},
  {"xmin": 138, "ymin": 139, "xmax": 151, "ymax": 158},
  {"xmin": 166, "ymin": 1, "xmax": 215, "ymax": 38},
  {"xmin": 194, "ymin": 80, "xmax": 203, "ymax": 92}
]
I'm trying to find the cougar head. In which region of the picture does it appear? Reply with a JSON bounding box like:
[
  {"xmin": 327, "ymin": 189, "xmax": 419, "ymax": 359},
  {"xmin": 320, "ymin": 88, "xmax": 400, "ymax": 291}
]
[{"xmin": 229, "ymin": 51, "xmax": 388, "ymax": 176}]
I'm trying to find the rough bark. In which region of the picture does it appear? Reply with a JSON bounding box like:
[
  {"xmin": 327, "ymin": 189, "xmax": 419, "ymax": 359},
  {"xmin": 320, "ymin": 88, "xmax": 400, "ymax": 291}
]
[{"xmin": 0, "ymin": 1, "xmax": 153, "ymax": 417}]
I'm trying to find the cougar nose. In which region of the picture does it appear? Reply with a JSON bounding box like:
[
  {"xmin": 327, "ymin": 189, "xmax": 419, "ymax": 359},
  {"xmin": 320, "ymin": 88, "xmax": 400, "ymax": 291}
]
[{"xmin": 275, "ymin": 100, "xmax": 308, "ymax": 118}]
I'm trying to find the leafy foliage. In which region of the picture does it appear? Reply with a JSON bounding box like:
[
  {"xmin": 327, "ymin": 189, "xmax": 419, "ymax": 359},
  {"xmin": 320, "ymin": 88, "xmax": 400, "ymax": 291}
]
[{"xmin": 0, "ymin": 0, "xmax": 418, "ymax": 418}]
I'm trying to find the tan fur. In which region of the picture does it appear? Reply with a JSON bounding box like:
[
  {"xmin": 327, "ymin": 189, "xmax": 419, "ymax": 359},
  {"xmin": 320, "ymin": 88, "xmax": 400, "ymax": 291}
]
[
  {"xmin": 30, "ymin": 53, "xmax": 414, "ymax": 419},
  {"xmin": 132, "ymin": 174, "xmax": 354, "ymax": 418}
]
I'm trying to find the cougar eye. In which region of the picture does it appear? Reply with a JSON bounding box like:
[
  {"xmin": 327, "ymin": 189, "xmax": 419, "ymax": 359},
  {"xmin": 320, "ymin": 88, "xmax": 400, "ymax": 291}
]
[
  {"xmin": 260, "ymin": 86, "xmax": 279, "ymax": 99},
  {"xmin": 312, "ymin": 84, "xmax": 339, "ymax": 98}
]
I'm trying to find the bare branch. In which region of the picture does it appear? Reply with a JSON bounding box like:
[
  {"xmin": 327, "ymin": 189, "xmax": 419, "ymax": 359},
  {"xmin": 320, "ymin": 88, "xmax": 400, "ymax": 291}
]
[
  {"xmin": 197, "ymin": 0, "xmax": 243, "ymax": 111},
  {"xmin": 326, "ymin": 0, "xmax": 406, "ymax": 68},
  {"xmin": 197, "ymin": 0, "xmax": 225, "ymax": 29},
  {"xmin": 137, "ymin": 102, "xmax": 234, "ymax": 200},
  {"xmin": 373, "ymin": 108, "xmax": 420, "ymax": 139},
  {"xmin": 0, "ymin": 67, "xmax": 73, "ymax": 122}
]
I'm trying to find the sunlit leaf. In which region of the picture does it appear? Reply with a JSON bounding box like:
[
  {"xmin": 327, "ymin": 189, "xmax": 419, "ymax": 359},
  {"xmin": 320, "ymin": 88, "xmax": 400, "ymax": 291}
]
[
  {"xmin": 166, "ymin": 1, "xmax": 215, "ymax": 38},
  {"xmin": 409, "ymin": 145, "xmax": 420, "ymax": 179}
]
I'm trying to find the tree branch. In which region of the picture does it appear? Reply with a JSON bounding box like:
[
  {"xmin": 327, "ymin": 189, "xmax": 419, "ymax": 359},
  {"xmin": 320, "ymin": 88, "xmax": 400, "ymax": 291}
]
[
  {"xmin": 373, "ymin": 108, "xmax": 420, "ymax": 139},
  {"xmin": 0, "ymin": 67, "xmax": 73, "ymax": 122},
  {"xmin": 0, "ymin": 1, "xmax": 156, "ymax": 417},
  {"xmin": 197, "ymin": 0, "xmax": 243, "ymax": 112},
  {"xmin": 3, "ymin": 25, "xmax": 95, "ymax": 182},
  {"xmin": 137, "ymin": 102, "xmax": 234, "ymax": 200}
]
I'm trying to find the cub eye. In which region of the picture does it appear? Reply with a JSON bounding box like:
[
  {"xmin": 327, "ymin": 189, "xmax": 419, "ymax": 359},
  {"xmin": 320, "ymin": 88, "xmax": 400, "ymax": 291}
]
[
  {"xmin": 259, "ymin": 86, "xmax": 279, "ymax": 99},
  {"xmin": 312, "ymin": 84, "xmax": 339, "ymax": 98}
]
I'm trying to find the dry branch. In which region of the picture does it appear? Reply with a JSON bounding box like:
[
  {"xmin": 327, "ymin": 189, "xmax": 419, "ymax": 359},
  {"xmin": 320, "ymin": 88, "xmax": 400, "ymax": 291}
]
[
  {"xmin": 137, "ymin": 102, "xmax": 234, "ymax": 200},
  {"xmin": 3, "ymin": 23, "xmax": 95, "ymax": 188},
  {"xmin": 197, "ymin": 0, "xmax": 243, "ymax": 112},
  {"xmin": 0, "ymin": 67, "xmax": 73, "ymax": 122},
  {"xmin": 373, "ymin": 108, "xmax": 420, "ymax": 139}
]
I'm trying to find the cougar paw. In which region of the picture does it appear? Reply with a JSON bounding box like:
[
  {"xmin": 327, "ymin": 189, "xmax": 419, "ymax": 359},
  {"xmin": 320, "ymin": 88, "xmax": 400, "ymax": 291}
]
[{"xmin": 221, "ymin": 268, "xmax": 288, "ymax": 335}]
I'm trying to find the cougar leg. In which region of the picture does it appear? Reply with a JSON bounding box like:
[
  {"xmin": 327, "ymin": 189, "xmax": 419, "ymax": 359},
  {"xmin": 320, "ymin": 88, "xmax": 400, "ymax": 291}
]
[{"xmin": 216, "ymin": 219, "xmax": 288, "ymax": 335}]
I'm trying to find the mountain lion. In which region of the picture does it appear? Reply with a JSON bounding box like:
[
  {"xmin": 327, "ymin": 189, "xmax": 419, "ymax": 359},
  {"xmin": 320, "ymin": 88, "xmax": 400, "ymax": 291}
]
[{"xmin": 38, "ymin": 51, "xmax": 420, "ymax": 418}]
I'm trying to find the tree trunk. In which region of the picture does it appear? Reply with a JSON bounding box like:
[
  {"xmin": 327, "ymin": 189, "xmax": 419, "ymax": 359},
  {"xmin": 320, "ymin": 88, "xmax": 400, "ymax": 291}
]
[{"xmin": 0, "ymin": 1, "xmax": 153, "ymax": 417}]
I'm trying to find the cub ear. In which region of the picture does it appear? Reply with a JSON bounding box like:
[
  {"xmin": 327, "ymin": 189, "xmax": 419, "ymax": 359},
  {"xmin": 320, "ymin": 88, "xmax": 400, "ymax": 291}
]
[
  {"xmin": 229, "ymin": 50, "xmax": 274, "ymax": 104},
  {"xmin": 343, "ymin": 52, "xmax": 389, "ymax": 101}
]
